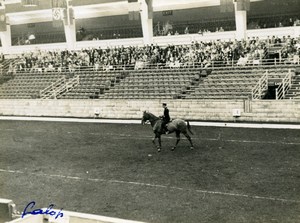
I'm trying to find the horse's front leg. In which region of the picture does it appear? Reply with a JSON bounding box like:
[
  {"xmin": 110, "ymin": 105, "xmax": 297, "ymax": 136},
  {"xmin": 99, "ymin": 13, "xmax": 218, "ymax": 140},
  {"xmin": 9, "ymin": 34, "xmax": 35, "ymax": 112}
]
[
  {"xmin": 157, "ymin": 135, "xmax": 162, "ymax": 152},
  {"xmin": 152, "ymin": 134, "xmax": 161, "ymax": 152}
]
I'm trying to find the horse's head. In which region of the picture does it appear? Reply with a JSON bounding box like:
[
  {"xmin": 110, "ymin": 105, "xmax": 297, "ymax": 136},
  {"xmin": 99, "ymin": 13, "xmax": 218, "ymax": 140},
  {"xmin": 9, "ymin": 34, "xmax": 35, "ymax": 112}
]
[
  {"xmin": 141, "ymin": 111, "xmax": 158, "ymax": 125},
  {"xmin": 141, "ymin": 111, "xmax": 149, "ymax": 125}
]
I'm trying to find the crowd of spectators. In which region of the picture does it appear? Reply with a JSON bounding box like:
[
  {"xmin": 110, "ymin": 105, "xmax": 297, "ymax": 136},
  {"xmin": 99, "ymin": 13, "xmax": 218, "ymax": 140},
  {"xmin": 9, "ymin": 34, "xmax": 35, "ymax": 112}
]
[
  {"xmin": 153, "ymin": 15, "xmax": 299, "ymax": 37},
  {"xmin": 7, "ymin": 35, "xmax": 300, "ymax": 74},
  {"xmin": 248, "ymin": 16, "xmax": 300, "ymax": 30}
]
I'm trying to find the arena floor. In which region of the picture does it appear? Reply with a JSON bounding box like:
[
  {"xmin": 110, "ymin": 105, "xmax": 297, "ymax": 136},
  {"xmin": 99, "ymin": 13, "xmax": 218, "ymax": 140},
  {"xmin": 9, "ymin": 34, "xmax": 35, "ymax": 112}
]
[{"xmin": 0, "ymin": 119, "xmax": 300, "ymax": 223}]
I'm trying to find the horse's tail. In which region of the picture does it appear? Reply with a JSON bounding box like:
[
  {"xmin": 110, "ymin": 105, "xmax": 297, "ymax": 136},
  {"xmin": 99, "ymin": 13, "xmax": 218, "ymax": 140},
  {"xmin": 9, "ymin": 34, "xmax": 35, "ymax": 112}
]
[{"xmin": 186, "ymin": 120, "xmax": 194, "ymax": 135}]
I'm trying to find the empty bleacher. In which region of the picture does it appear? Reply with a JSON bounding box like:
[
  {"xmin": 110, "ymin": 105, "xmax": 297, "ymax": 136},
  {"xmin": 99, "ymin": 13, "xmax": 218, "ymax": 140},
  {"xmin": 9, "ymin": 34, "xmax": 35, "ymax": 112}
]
[
  {"xmin": 186, "ymin": 68, "xmax": 263, "ymax": 99},
  {"xmin": 99, "ymin": 68, "xmax": 202, "ymax": 99},
  {"xmin": 0, "ymin": 72, "xmax": 65, "ymax": 99},
  {"xmin": 59, "ymin": 71, "xmax": 124, "ymax": 99},
  {"xmin": 0, "ymin": 64, "xmax": 299, "ymax": 100},
  {"xmin": 267, "ymin": 67, "xmax": 295, "ymax": 85},
  {"xmin": 186, "ymin": 66, "xmax": 298, "ymax": 100}
]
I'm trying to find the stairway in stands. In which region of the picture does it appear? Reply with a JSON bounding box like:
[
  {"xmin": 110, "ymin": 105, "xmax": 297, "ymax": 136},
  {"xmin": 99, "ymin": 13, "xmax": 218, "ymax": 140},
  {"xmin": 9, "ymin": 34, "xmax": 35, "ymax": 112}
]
[{"xmin": 284, "ymin": 72, "xmax": 300, "ymax": 99}]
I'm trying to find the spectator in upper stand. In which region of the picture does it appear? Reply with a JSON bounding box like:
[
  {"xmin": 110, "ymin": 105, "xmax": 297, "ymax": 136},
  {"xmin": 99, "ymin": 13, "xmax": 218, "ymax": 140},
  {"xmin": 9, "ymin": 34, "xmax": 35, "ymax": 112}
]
[
  {"xmin": 7, "ymin": 63, "xmax": 14, "ymax": 75},
  {"xmin": 294, "ymin": 19, "xmax": 300, "ymax": 26},
  {"xmin": 184, "ymin": 26, "xmax": 189, "ymax": 34},
  {"xmin": 289, "ymin": 18, "xmax": 294, "ymax": 26},
  {"xmin": 293, "ymin": 50, "xmax": 299, "ymax": 64},
  {"xmin": 0, "ymin": 53, "xmax": 4, "ymax": 62},
  {"xmin": 198, "ymin": 29, "xmax": 203, "ymax": 35}
]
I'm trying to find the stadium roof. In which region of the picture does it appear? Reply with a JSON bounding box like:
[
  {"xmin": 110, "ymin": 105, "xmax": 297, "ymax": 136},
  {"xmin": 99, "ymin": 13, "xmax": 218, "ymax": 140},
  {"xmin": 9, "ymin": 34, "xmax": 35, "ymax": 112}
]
[{"xmin": 5, "ymin": 0, "xmax": 264, "ymax": 25}]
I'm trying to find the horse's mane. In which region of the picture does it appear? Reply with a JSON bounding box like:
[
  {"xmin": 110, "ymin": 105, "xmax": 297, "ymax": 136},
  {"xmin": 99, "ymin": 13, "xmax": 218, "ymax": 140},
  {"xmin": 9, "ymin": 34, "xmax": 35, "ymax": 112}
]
[{"xmin": 145, "ymin": 111, "xmax": 159, "ymax": 120}]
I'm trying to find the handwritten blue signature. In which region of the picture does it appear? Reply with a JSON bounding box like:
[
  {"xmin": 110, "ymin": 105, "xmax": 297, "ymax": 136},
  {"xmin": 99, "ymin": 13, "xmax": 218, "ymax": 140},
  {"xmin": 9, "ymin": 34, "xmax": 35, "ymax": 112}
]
[{"xmin": 22, "ymin": 201, "xmax": 64, "ymax": 219}]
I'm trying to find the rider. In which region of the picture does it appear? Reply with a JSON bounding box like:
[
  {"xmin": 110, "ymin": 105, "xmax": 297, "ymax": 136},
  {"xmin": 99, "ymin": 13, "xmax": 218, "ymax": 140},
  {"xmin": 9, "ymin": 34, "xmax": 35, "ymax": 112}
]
[{"xmin": 161, "ymin": 103, "xmax": 170, "ymax": 134}]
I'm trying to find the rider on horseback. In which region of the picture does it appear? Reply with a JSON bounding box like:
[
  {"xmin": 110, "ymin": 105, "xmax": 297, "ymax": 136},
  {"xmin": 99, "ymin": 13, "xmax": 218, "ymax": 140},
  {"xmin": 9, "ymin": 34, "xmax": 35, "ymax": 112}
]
[{"xmin": 161, "ymin": 103, "xmax": 170, "ymax": 134}]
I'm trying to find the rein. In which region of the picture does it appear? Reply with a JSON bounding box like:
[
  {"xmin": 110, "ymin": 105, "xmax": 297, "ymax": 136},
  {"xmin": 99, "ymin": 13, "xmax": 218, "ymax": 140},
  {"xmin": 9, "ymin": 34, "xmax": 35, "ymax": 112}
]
[{"xmin": 145, "ymin": 112, "xmax": 160, "ymax": 127}]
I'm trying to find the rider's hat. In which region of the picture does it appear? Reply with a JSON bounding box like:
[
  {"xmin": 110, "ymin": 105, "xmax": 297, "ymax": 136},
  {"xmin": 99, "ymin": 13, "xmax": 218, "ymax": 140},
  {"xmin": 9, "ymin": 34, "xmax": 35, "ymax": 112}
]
[{"xmin": 162, "ymin": 103, "xmax": 167, "ymax": 106}]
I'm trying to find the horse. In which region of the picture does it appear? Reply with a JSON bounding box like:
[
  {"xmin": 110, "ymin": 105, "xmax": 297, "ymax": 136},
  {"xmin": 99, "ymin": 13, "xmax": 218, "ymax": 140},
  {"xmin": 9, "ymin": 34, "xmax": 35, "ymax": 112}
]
[{"xmin": 141, "ymin": 111, "xmax": 194, "ymax": 152}]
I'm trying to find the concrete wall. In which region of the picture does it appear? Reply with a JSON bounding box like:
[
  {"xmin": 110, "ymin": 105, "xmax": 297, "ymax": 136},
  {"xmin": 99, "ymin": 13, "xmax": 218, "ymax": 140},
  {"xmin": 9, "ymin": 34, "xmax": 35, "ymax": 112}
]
[{"xmin": 0, "ymin": 99, "xmax": 299, "ymax": 123}]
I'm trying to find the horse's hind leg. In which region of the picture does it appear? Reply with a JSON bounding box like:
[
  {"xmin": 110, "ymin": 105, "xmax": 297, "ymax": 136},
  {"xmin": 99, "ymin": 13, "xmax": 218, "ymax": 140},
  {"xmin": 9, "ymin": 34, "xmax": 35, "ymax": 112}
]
[
  {"xmin": 183, "ymin": 132, "xmax": 194, "ymax": 150},
  {"xmin": 171, "ymin": 131, "xmax": 181, "ymax": 151}
]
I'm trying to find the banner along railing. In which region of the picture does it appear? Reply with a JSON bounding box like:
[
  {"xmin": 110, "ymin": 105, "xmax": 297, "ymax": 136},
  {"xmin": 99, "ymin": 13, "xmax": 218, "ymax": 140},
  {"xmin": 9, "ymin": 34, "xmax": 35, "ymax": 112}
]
[{"xmin": 275, "ymin": 69, "xmax": 292, "ymax": 100}]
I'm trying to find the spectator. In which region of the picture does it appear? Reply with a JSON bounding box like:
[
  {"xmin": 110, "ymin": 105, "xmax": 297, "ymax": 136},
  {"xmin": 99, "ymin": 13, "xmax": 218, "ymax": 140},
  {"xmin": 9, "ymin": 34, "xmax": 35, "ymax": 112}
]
[
  {"xmin": 14, "ymin": 36, "xmax": 299, "ymax": 72},
  {"xmin": 237, "ymin": 54, "xmax": 248, "ymax": 66},
  {"xmin": 184, "ymin": 26, "xmax": 189, "ymax": 34},
  {"xmin": 0, "ymin": 53, "xmax": 4, "ymax": 62}
]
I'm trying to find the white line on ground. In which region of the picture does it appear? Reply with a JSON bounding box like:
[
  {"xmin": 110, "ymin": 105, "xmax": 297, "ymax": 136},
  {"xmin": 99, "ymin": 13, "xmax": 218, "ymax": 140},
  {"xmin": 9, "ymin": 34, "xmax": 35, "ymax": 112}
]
[
  {"xmin": 88, "ymin": 133, "xmax": 300, "ymax": 146},
  {"xmin": 0, "ymin": 116, "xmax": 300, "ymax": 129},
  {"xmin": 0, "ymin": 168, "xmax": 299, "ymax": 204},
  {"xmin": 0, "ymin": 128, "xmax": 299, "ymax": 145}
]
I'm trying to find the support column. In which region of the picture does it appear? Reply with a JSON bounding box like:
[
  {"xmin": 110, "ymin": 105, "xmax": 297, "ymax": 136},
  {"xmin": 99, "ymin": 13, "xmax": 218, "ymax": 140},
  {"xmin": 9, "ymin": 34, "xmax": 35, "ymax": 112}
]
[
  {"xmin": 0, "ymin": 20, "xmax": 11, "ymax": 54},
  {"xmin": 234, "ymin": 2, "xmax": 247, "ymax": 40},
  {"xmin": 140, "ymin": 0, "xmax": 153, "ymax": 45},
  {"xmin": 63, "ymin": 2, "xmax": 76, "ymax": 50},
  {"xmin": 64, "ymin": 21, "xmax": 76, "ymax": 50}
]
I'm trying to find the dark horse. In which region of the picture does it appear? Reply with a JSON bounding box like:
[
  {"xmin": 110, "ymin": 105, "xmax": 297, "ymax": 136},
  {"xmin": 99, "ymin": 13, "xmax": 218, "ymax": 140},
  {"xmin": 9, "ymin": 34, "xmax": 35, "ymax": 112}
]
[{"xmin": 141, "ymin": 111, "xmax": 194, "ymax": 152}]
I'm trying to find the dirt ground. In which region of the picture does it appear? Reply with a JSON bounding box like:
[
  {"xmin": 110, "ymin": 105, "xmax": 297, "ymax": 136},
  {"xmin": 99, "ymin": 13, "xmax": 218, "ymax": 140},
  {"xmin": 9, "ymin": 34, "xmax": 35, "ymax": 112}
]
[{"xmin": 0, "ymin": 120, "xmax": 299, "ymax": 223}]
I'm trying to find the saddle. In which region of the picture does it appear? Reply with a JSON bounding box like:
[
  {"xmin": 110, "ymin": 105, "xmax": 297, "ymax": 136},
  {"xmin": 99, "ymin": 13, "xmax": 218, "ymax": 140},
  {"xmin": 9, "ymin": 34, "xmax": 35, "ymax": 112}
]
[{"xmin": 153, "ymin": 119, "xmax": 173, "ymax": 133}]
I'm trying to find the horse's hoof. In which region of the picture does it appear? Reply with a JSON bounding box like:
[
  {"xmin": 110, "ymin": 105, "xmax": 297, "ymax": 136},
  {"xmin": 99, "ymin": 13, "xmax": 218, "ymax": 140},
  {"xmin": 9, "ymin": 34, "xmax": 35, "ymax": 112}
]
[
  {"xmin": 157, "ymin": 148, "xmax": 161, "ymax": 152},
  {"xmin": 190, "ymin": 147, "xmax": 194, "ymax": 150},
  {"xmin": 171, "ymin": 147, "xmax": 176, "ymax": 151}
]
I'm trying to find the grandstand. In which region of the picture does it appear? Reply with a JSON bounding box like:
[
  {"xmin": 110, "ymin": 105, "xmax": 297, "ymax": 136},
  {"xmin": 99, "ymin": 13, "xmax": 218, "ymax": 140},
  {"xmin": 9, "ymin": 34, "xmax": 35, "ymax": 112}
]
[{"xmin": 0, "ymin": 0, "xmax": 300, "ymax": 222}]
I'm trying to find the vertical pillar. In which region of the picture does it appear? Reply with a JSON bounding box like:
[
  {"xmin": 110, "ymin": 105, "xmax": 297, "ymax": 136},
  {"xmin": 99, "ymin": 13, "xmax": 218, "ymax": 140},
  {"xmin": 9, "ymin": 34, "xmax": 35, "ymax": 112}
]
[
  {"xmin": 234, "ymin": 2, "xmax": 247, "ymax": 40},
  {"xmin": 140, "ymin": 0, "xmax": 153, "ymax": 45},
  {"xmin": 63, "ymin": 1, "xmax": 76, "ymax": 50},
  {"xmin": 64, "ymin": 21, "xmax": 76, "ymax": 50},
  {"xmin": 0, "ymin": 20, "xmax": 11, "ymax": 54}
]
